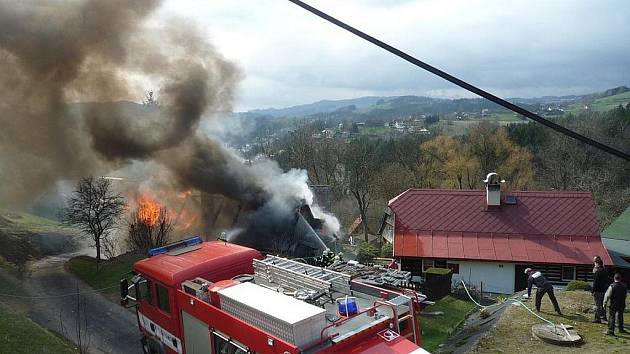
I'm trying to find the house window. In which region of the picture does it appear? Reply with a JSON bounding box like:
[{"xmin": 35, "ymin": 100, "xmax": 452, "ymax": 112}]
[
  {"xmin": 434, "ymin": 259, "xmax": 447, "ymax": 268},
  {"xmin": 156, "ymin": 284, "xmax": 170, "ymax": 313},
  {"xmin": 422, "ymin": 259, "xmax": 434, "ymax": 272},
  {"xmin": 562, "ymin": 266, "xmax": 576, "ymax": 281},
  {"xmin": 447, "ymin": 263, "xmax": 460, "ymax": 274}
]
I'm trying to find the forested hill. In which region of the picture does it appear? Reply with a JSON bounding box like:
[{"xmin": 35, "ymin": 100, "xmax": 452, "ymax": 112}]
[
  {"xmin": 246, "ymin": 96, "xmax": 393, "ymax": 118},
  {"xmin": 243, "ymin": 86, "xmax": 630, "ymax": 120}
]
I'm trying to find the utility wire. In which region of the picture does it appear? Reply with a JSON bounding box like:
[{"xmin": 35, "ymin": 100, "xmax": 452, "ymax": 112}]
[{"xmin": 287, "ymin": 0, "xmax": 630, "ymax": 162}]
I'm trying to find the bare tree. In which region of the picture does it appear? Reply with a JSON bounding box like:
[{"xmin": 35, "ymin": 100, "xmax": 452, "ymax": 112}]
[
  {"xmin": 342, "ymin": 138, "xmax": 380, "ymax": 242},
  {"xmin": 127, "ymin": 206, "xmax": 172, "ymax": 251},
  {"xmin": 62, "ymin": 176, "xmax": 125, "ymax": 264}
]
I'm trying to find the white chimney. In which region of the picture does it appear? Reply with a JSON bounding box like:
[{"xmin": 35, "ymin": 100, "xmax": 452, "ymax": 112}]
[{"xmin": 483, "ymin": 172, "xmax": 504, "ymax": 207}]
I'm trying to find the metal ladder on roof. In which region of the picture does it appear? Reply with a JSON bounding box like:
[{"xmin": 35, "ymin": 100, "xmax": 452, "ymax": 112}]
[{"xmin": 253, "ymin": 255, "xmax": 352, "ymax": 295}]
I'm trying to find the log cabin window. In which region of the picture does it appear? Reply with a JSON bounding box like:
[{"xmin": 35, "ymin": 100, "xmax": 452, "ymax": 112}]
[
  {"xmin": 562, "ymin": 266, "xmax": 576, "ymax": 281},
  {"xmin": 422, "ymin": 259, "xmax": 434, "ymax": 272},
  {"xmin": 434, "ymin": 259, "xmax": 447, "ymax": 268},
  {"xmin": 447, "ymin": 263, "xmax": 460, "ymax": 274}
]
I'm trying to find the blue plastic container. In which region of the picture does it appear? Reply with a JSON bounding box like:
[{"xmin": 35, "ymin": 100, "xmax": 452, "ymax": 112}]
[{"xmin": 337, "ymin": 297, "xmax": 358, "ymax": 316}]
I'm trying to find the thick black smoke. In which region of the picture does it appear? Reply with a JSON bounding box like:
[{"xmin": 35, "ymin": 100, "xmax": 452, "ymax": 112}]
[
  {"xmin": 0, "ymin": 0, "xmax": 340, "ymax": 253},
  {"xmin": 0, "ymin": 0, "xmax": 249, "ymax": 205}
]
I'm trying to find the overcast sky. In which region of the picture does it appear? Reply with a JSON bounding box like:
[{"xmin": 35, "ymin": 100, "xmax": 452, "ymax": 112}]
[{"xmin": 160, "ymin": 0, "xmax": 630, "ymax": 111}]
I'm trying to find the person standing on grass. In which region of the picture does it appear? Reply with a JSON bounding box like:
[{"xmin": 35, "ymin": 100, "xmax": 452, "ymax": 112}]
[
  {"xmin": 604, "ymin": 273, "xmax": 627, "ymax": 336},
  {"xmin": 525, "ymin": 268, "xmax": 562, "ymax": 315},
  {"xmin": 592, "ymin": 256, "xmax": 609, "ymax": 323}
]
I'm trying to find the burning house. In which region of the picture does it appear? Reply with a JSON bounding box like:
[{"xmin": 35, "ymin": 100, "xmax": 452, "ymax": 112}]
[{"xmin": 0, "ymin": 0, "xmax": 340, "ymax": 259}]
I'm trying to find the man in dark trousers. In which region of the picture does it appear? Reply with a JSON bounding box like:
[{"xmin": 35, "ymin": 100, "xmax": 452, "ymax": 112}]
[
  {"xmin": 592, "ymin": 256, "xmax": 609, "ymax": 323},
  {"xmin": 604, "ymin": 273, "xmax": 627, "ymax": 335},
  {"xmin": 525, "ymin": 268, "xmax": 562, "ymax": 315}
]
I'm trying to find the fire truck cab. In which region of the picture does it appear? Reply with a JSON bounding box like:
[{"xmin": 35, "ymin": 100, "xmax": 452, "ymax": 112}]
[{"xmin": 121, "ymin": 237, "xmax": 429, "ymax": 354}]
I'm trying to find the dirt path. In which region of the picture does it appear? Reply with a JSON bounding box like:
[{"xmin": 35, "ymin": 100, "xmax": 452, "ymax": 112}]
[{"xmin": 22, "ymin": 247, "xmax": 142, "ymax": 354}]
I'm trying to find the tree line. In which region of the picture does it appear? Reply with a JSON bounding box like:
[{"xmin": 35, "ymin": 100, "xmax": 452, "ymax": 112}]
[{"xmin": 269, "ymin": 104, "xmax": 630, "ymax": 240}]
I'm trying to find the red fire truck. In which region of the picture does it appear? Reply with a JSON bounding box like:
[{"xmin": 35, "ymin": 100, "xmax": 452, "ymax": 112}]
[{"xmin": 121, "ymin": 237, "xmax": 429, "ymax": 354}]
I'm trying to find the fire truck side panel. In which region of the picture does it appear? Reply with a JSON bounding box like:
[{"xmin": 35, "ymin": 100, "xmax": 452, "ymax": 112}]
[{"xmin": 177, "ymin": 289, "xmax": 300, "ymax": 354}]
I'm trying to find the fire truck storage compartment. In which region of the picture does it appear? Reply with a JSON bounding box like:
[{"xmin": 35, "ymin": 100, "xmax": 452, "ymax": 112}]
[
  {"xmin": 217, "ymin": 282, "xmax": 326, "ymax": 349},
  {"xmin": 182, "ymin": 311, "xmax": 211, "ymax": 354}
]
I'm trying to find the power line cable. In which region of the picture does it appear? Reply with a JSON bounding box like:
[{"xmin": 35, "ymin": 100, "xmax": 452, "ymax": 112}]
[{"xmin": 287, "ymin": 0, "xmax": 630, "ymax": 162}]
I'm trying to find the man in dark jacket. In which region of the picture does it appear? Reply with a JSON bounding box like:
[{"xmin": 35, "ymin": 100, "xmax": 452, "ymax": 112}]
[
  {"xmin": 525, "ymin": 268, "xmax": 562, "ymax": 315},
  {"xmin": 604, "ymin": 273, "xmax": 627, "ymax": 335},
  {"xmin": 592, "ymin": 257, "xmax": 609, "ymax": 323}
]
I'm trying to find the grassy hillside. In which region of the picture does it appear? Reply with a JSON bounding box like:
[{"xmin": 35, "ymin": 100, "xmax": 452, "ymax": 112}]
[
  {"xmin": 567, "ymin": 90, "xmax": 630, "ymax": 114},
  {"xmin": 472, "ymin": 290, "xmax": 630, "ymax": 353},
  {"xmin": 0, "ymin": 307, "xmax": 79, "ymax": 354},
  {"xmin": 0, "ymin": 209, "xmax": 70, "ymax": 234},
  {"xmin": 0, "ymin": 210, "xmax": 77, "ymax": 267}
]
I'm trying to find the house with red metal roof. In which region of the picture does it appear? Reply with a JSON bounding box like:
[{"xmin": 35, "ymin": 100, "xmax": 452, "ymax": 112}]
[{"xmin": 380, "ymin": 173, "xmax": 612, "ymax": 294}]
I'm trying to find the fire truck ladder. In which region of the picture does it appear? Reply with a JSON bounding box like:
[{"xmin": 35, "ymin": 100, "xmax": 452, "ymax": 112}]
[{"xmin": 253, "ymin": 256, "xmax": 352, "ymax": 296}]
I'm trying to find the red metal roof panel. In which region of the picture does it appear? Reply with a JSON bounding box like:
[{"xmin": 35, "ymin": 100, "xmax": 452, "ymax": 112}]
[
  {"xmin": 390, "ymin": 189, "xmax": 600, "ymax": 236},
  {"xmin": 462, "ymin": 232, "xmax": 480, "ymax": 259},
  {"xmin": 394, "ymin": 232, "xmax": 612, "ymax": 265}
]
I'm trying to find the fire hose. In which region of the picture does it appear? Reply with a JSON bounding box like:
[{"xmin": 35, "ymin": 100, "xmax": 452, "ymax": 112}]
[{"xmin": 460, "ymin": 280, "xmax": 571, "ymax": 338}]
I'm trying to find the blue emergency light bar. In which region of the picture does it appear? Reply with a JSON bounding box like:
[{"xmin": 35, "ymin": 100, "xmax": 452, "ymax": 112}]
[{"xmin": 148, "ymin": 236, "xmax": 203, "ymax": 257}]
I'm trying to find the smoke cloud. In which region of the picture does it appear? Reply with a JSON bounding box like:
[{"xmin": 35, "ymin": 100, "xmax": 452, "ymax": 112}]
[{"xmin": 0, "ymin": 0, "xmax": 339, "ymax": 251}]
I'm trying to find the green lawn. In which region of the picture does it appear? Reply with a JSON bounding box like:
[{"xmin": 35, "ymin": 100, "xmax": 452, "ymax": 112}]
[
  {"xmin": 421, "ymin": 295, "xmax": 477, "ymax": 352},
  {"xmin": 0, "ymin": 209, "xmax": 70, "ymax": 234},
  {"xmin": 0, "ymin": 306, "xmax": 79, "ymax": 354},
  {"xmin": 484, "ymin": 112, "xmax": 524, "ymax": 122},
  {"xmin": 472, "ymin": 290, "xmax": 630, "ymax": 354},
  {"xmin": 66, "ymin": 253, "xmax": 144, "ymax": 299}
]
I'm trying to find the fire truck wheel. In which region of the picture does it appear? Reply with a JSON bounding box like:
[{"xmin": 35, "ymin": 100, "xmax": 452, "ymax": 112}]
[{"xmin": 141, "ymin": 335, "xmax": 165, "ymax": 354}]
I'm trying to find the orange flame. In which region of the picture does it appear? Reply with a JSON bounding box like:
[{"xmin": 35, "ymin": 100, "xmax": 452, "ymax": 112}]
[{"xmin": 138, "ymin": 194, "xmax": 161, "ymax": 226}]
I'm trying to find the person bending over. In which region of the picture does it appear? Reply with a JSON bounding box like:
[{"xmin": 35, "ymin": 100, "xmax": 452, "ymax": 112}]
[{"xmin": 525, "ymin": 268, "xmax": 562, "ymax": 315}]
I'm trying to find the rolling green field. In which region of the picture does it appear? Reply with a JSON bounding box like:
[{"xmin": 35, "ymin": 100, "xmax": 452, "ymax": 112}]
[
  {"xmin": 567, "ymin": 91, "xmax": 630, "ymax": 114},
  {"xmin": 0, "ymin": 209, "xmax": 72, "ymax": 234},
  {"xmin": 484, "ymin": 112, "xmax": 525, "ymax": 121}
]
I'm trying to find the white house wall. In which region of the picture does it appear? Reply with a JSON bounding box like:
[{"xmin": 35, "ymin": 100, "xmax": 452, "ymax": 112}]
[{"xmin": 451, "ymin": 261, "xmax": 515, "ymax": 294}]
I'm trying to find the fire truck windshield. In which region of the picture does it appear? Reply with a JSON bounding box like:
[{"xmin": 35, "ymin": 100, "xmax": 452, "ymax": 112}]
[{"xmin": 121, "ymin": 273, "xmax": 152, "ymax": 306}]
